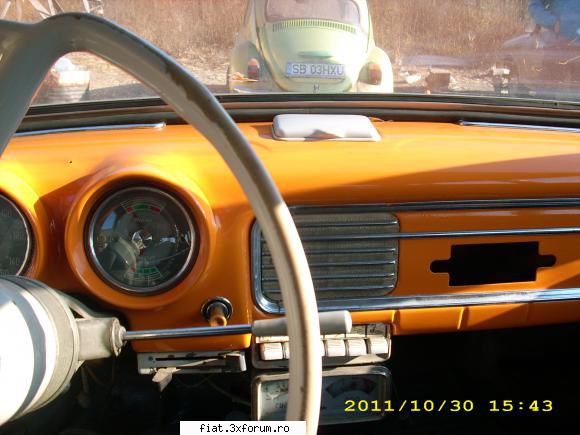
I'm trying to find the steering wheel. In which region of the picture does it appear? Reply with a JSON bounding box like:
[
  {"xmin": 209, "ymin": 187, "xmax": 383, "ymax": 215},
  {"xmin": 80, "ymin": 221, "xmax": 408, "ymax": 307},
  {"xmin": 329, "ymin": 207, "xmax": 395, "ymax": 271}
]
[{"xmin": 0, "ymin": 13, "xmax": 322, "ymax": 432}]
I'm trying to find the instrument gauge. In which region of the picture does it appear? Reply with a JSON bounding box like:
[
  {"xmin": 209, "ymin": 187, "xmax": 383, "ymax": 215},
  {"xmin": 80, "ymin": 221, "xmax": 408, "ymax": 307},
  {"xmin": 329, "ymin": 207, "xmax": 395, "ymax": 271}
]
[
  {"xmin": 0, "ymin": 195, "xmax": 32, "ymax": 276},
  {"xmin": 252, "ymin": 366, "xmax": 391, "ymax": 424},
  {"xmin": 87, "ymin": 187, "xmax": 196, "ymax": 294}
]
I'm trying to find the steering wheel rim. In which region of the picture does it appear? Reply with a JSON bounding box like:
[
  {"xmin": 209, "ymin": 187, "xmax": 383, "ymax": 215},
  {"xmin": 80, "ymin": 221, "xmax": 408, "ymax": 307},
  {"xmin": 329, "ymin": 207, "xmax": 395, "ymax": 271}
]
[{"xmin": 0, "ymin": 13, "xmax": 322, "ymax": 431}]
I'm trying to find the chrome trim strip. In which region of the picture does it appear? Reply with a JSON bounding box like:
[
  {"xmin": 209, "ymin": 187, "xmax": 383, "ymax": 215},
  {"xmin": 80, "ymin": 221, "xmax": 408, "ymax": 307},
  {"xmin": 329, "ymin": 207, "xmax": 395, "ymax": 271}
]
[
  {"xmin": 460, "ymin": 120, "xmax": 580, "ymax": 133},
  {"xmin": 219, "ymin": 97, "xmax": 580, "ymax": 113},
  {"xmin": 290, "ymin": 198, "xmax": 580, "ymax": 212},
  {"xmin": 261, "ymin": 227, "xmax": 580, "ymax": 244},
  {"xmin": 262, "ymin": 247, "xmax": 397, "ymax": 255},
  {"xmin": 14, "ymin": 122, "xmax": 165, "ymax": 137},
  {"xmin": 377, "ymin": 288, "xmax": 580, "ymax": 309},
  {"xmin": 260, "ymin": 287, "xmax": 580, "ymax": 314},
  {"xmin": 296, "ymin": 227, "xmax": 580, "ymax": 240},
  {"xmin": 261, "ymin": 272, "xmax": 395, "ymax": 282},
  {"xmin": 264, "ymin": 284, "xmax": 396, "ymax": 294},
  {"xmin": 252, "ymin": 221, "xmax": 273, "ymax": 312},
  {"xmin": 262, "ymin": 259, "xmax": 396, "ymax": 268},
  {"xmin": 383, "ymin": 198, "xmax": 580, "ymax": 211}
]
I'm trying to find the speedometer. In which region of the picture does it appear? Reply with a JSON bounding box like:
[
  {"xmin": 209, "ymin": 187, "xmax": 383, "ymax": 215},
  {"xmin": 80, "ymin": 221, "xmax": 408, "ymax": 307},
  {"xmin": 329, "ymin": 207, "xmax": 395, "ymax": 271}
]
[
  {"xmin": 0, "ymin": 195, "xmax": 32, "ymax": 276},
  {"xmin": 252, "ymin": 366, "xmax": 391, "ymax": 424},
  {"xmin": 87, "ymin": 187, "xmax": 196, "ymax": 294}
]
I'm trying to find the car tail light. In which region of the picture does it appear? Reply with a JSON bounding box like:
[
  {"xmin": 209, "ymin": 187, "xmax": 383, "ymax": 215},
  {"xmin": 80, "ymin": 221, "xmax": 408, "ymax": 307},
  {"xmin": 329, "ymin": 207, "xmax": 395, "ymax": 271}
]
[
  {"xmin": 368, "ymin": 63, "xmax": 382, "ymax": 85},
  {"xmin": 248, "ymin": 58, "xmax": 260, "ymax": 81}
]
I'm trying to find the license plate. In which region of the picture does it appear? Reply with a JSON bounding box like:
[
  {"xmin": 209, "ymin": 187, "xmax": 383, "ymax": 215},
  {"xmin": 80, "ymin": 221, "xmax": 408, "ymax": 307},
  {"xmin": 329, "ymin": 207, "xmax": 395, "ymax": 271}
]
[{"xmin": 286, "ymin": 62, "xmax": 345, "ymax": 79}]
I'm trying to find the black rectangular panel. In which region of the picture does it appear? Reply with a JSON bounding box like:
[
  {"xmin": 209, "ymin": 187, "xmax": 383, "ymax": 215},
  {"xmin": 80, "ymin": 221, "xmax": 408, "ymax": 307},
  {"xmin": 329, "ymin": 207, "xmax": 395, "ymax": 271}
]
[{"xmin": 431, "ymin": 242, "xmax": 556, "ymax": 286}]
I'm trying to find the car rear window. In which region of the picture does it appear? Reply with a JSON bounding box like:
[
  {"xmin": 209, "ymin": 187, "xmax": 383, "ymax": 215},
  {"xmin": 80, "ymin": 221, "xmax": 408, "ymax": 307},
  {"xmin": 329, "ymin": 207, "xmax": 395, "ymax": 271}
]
[{"xmin": 265, "ymin": 0, "xmax": 361, "ymax": 27}]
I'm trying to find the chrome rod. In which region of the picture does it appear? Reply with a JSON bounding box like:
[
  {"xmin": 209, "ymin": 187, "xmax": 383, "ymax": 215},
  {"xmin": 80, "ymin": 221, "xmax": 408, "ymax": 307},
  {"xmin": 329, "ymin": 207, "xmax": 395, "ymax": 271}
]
[
  {"xmin": 290, "ymin": 198, "xmax": 580, "ymax": 212},
  {"xmin": 122, "ymin": 288, "xmax": 580, "ymax": 337},
  {"xmin": 123, "ymin": 324, "xmax": 252, "ymax": 341}
]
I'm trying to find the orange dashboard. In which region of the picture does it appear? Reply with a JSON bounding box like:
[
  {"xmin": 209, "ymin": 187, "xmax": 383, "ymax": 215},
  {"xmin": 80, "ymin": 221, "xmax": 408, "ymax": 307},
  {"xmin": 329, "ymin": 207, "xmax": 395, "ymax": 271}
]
[{"xmin": 2, "ymin": 120, "xmax": 580, "ymax": 352}]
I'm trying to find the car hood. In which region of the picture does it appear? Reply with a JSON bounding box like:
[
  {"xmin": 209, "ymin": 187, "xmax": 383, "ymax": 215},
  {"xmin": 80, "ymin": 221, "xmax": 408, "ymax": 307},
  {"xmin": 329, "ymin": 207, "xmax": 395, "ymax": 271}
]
[{"xmin": 259, "ymin": 21, "xmax": 368, "ymax": 92}]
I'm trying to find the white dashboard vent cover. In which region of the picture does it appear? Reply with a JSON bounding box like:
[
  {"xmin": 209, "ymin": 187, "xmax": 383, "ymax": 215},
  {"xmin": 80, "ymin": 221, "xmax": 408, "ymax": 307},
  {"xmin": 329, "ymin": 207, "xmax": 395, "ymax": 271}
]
[{"xmin": 272, "ymin": 114, "xmax": 381, "ymax": 141}]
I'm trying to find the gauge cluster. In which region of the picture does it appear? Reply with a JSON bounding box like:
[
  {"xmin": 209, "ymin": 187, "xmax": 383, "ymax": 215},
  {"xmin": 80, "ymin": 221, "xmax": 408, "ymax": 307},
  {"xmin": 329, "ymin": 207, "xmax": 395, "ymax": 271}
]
[
  {"xmin": 86, "ymin": 187, "xmax": 198, "ymax": 295},
  {"xmin": 0, "ymin": 195, "xmax": 32, "ymax": 276},
  {"xmin": 0, "ymin": 184, "xmax": 201, "ymax": 300}
]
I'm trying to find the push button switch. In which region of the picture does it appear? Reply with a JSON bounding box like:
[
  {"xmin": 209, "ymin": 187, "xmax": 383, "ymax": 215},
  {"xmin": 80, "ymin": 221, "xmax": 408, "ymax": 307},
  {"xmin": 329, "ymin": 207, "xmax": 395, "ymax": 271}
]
[
  {"xmin": 367, "ymin": 336, "xmax": 389, "ymax": 355},
  {"xmin": 260, "ymin": 342, "xmax": 284, "ymax": 361},
  {"xmin": 325, "ymin": 339, "xmax": 346, "ymax": 357},
  {"xmin": 345, "ymin": 339, "xmax": 367, "ymax": 357}
]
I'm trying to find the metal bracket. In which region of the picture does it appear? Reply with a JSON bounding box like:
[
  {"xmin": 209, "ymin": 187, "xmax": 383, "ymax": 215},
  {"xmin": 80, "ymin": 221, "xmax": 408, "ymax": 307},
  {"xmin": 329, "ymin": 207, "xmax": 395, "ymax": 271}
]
[{"xmin": 138, "ymin": 351, "xmax": 247, "ymax": 375}]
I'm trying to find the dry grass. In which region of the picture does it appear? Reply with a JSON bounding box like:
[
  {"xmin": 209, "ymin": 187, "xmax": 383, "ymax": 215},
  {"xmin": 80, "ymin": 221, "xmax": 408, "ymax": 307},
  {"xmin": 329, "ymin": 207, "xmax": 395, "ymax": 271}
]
[
  {"xmin": 4, "ymin": 0, "xmax": 245, "ymax": 56},
  {"xmin": 369, "ymin": 0, "xmax": 528, "ymax": 59},
  {"xmin": 7, "ymin": 0, "xmax": 528, "ymax": 60},
  {"xmin": 103, "ymin": 0, "xmax": 246, "ymax": 58}
]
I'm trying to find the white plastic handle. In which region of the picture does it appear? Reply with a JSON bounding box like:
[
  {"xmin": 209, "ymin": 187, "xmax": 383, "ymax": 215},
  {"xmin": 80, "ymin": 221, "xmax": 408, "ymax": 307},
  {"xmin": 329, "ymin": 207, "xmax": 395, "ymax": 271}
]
[{"xmin": 253, "ymin": 310, "xmax": 352, "ymax": 337}]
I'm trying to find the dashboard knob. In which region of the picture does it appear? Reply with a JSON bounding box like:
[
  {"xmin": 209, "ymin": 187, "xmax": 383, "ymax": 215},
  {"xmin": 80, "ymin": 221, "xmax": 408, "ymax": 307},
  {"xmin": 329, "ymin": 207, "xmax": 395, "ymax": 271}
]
[{"xmin": 202, "ymin": 298, "xmax": 232, "ymax": 327}]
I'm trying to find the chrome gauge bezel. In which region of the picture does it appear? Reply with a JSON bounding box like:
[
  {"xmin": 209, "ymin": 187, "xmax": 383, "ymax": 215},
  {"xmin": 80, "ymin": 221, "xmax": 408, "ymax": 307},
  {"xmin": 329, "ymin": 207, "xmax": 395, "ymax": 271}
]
[
  {"xmin": 86, "ymin": 186, "xmax": 198, "ymax": 295},
  {"xmin": 0, "ymin": 194, "xmax": 33, "ymax": 276}
]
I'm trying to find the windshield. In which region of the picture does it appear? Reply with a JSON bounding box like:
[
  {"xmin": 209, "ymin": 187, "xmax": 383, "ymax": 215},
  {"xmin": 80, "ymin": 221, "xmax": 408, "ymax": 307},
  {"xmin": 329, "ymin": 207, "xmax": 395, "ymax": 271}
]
[
  {"xmin": 265, "ymin": 0, "xmax": 361, "ymax": 26},
  {"xmin": 4, "ymin": 0, "xmax": 580, "ymax": 106}
]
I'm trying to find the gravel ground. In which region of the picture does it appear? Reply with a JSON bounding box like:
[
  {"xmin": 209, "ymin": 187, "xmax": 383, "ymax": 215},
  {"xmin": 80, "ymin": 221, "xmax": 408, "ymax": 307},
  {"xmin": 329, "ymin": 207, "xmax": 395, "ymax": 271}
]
[
  {"xmin": 68, "ymin": 49, "xmax": 230, "ymax": 100},
  {"xmin": 64, "ymin": 51, "xmax": 496, "ymax": 101}
]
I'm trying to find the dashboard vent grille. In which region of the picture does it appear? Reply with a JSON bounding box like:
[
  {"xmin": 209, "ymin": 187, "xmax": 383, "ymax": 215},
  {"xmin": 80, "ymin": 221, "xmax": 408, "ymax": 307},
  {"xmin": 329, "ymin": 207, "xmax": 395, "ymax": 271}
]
[{"xmin": 252, "ymin": 206, "xmax": 399, "ymax": 313}]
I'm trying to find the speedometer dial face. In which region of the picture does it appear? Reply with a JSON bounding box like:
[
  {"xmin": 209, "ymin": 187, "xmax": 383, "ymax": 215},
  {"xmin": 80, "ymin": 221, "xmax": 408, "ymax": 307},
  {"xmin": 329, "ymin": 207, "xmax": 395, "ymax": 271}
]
[
  {"xmin": 87, "ymin": 187, "xmax": 196, "ymax": 294},
  {"xmin": 254, "ymin": 368, "xmax": 390, "ymax": 424},
  {"xmin": 0, "ymin": 195, "xmax": 32, "ymax": 276}
]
